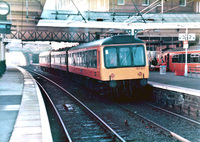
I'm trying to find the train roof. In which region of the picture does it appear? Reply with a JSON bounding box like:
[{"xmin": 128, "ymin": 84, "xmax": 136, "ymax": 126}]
[
  {"xmin": 69, "ymin": 35, "xmax": 144, "ymax": 51},
  {"xmin": 164, "ymin": 45, "xmax": 200, "ymax": 53},
  {"xmin": 52, "ymin": 47, "xmax": 71, "ymax": 52},
  {"xmin": 39, "ymin": 51, "xmax": 51, "ymax": 56}
]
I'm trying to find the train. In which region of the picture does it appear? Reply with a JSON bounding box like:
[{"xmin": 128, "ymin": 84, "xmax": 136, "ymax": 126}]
[
  {"xmin": 39, "ymin": 35, "xmax": 149, "ymax": 99},
  {"xmin": 162, "ymin": 45, "xmax": 200, "ymax": 75}
]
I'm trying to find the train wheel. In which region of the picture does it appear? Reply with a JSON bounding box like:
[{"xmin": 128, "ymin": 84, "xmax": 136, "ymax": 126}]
[
  {"xmin": 127, "ymin": 81, "xmax": 134, "ymax": 101},
  {"xmin": 110, "ymin": 88, "xmax": 115, "ymax": 100},
  {"xmin": 88, "ymin": 79, "xmax": 94, "ymax": 91},
  {"xmin": 128, "ymin": 81, "xmax": 133, "ymax": 95},
  {"xmin": 96, "ymin": 81, "xmax": 107, "ymax": 95},
  {"xmin": 110, "ymin": 87, "xmax": 120, "ymax": 101}
]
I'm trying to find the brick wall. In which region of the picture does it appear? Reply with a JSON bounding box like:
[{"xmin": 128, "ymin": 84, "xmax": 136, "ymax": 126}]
[
  {"xmin": 150, "ymin": 85, "xmax": 200, "ymax": 119},
  {"xmin": 109, "ymin": 0, "xmax": 195, "ymax": 13}
]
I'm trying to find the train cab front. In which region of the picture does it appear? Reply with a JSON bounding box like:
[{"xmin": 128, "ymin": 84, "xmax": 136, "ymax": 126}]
[{"xmin": 100, "ymin": 43, "xmax": 149, "ymax": 98}]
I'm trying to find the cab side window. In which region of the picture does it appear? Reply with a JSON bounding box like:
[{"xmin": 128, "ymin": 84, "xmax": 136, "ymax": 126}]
[
  {"xmin": 172, "ymin": 54, "xmax": 179, "ymax": 63},
  {"xmin": 190, "ymin": 54, "xmax": 199, "ymax": 63}
]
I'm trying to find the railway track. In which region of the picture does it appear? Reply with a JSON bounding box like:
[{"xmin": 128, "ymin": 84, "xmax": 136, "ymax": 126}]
[
  {"xmin": 115, "ymin": 101, "xmax": 200, "ymax": 142},
  {"xmin": 25, "ymin": 65, "xmax": 199, "ymax": 141},
  {"xmin": 143, "ymin": 102, "xmax": 200, "ymax": 125},
  {"xmin": 28, "ymin": 70, "xmax": 126, "ymax": 142}
]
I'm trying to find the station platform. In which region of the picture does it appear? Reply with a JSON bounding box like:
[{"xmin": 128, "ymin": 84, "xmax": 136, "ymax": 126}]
[
  {"xmin": 0, "ymin": 66, "xmax": 52, "ymax": 142},
  {"xmin": 148, "ymin": 71, "xmax": 200, "ymax": 96}
]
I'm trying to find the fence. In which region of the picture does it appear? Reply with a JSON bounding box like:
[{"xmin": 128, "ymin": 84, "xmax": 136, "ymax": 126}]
[{"xmin": 189, "ymin": 67, "xmax": 200, "ymax": 78}]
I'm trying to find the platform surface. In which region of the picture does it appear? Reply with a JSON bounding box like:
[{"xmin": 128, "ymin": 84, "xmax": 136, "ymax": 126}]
[
  {"xmin": 0, "ymin": 66, "xmax": 52, "ymax": 142},
  {"xmin": 148, "ymin": 71, "xmax": 200, "ymax": 97},
  {"xmin": 149, "ymin": 71, "xmax": 200, "ymax": 90}
]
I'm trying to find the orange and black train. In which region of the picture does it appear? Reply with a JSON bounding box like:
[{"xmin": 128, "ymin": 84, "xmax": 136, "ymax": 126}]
[{"xmin": 39, "ymin": 35, "xmax": 149, "ymax": 98}]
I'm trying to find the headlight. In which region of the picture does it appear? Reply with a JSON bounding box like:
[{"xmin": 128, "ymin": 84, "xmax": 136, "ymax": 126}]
[{"xmin": 138, "ymin": 72, "xmax": 142, "ymax": 76}]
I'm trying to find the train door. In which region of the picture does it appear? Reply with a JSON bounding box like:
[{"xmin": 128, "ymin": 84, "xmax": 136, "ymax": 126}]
[{"xmin": 166, "ymin": 53, "xmax": 169, "ymax": 71}]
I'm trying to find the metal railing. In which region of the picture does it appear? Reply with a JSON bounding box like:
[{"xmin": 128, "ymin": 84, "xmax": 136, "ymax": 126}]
[{"xmin": 189, "ymin": 66, "xmax": 200, "ymax": 78}]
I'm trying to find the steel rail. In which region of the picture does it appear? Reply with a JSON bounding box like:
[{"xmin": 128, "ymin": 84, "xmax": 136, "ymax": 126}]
[
  {"xmin": 36, "ymin": 80, "xmax": 72, "ymax": 142},
  {"xmin": 116, "ymin": 104, "xmax": 190, "ymax": 142},
  {"xmin": 143, "ymin": 102, "xmax": 200, "ymax": 125},
  {"xmin": 28, "ymin": 70, "xmax": 126, "ymax": 142}
]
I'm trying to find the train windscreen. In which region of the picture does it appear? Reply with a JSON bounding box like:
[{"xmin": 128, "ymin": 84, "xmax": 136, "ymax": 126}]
[{"xmin": 104, "ymin": 45, "xmax": 146, "ymax": 68}]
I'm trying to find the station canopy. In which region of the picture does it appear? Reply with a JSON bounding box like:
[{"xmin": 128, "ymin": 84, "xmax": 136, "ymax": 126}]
[
  {"xmin": 4, "ymin": 0, "xmax": 200, "ymax": 52},
  {"xmin": 37, "ymin": 0, "xmax": 200, "ymax": 30}
]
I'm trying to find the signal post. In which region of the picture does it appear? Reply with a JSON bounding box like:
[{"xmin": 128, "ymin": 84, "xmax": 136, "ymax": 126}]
[{"xmin": 179, "ymin": 28, "xmax": 196, "ymax": 76}]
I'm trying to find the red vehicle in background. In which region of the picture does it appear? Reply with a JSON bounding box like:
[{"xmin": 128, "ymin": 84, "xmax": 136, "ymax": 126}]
[{"xmin": 162, "ymin": 45, "xmax": 200, "ymax": 75}]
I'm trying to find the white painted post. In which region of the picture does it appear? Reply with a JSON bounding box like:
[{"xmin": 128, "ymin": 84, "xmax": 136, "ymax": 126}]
[
  {"xmin": 184, "ymin": 28, "xmax": 188, "ymax": 76},
  {"xmin": 0, "ymin": 34, "xmax": 5, "ymax": 61},
  {"xmin": 131, "ymin": 29, "xmax": 135, "ymax": 36}
]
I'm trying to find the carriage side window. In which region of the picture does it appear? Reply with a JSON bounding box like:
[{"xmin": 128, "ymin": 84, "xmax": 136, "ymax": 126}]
[
  {"xmin": 47, "ymin": 55, "xmax": 50, "ymax": 63},
  {"xmin": 77, "ymin": 53, "xmax": 79, "ymax": 66},
  {"xmin": 74, "ymin": 53, "xmax": 77, "ymax": 65},
  {"xmin": 83, "ymin": 52, "xmax": 86, "ymax": 67},
  {"xmin": 41, "ymin": 56, "xmax": 44, "ymax": 63},
  {"xmin": 39, "ymin": 56, "xmax": 42, "ymax": 63},
  {"xmin": 41, "ymin": 55, "xmax": 45, "ymax": 63},
  {"xmin": 84, "ymin": 50, "xmax": 97, "ymax": 68},
  {"xmin": 190, "ymin": 54, "xmax": 199, "ymax": 63},
  {"xmin": 72, "ymin": 53, "xmax": 76, "ymax": 65},
  {"xmin": 61, "ymin": 54, "xmax": 66, "ymax": 65},
  {"xmin": 92, "ymin": 50, "xmax": 97, "ymax": 68},
  {"xmin": 179, "ymin": 54, "xmax": 184, "ymax": 63},
  {"xmin": 79, "ymin": 52, "xmax": 81, "ymax": 66},
  {"xmin": 76, "ymin": 53, "xmax": 78, "ymax": 66},
  {"xmin": 172, "ymin": 54, "xmax": 179, "ymax": 63},
  {"xmin": 132, "ymin": 45, "xmax": 145, "ymax": 66},
  {"xmin": 119, "ymin": 47, "xmax": 131, "ymax": 66},
  {"xmin": 51, "ymin": 55, "xmax": 55, "ymax": 64},
  {"xmin": 79, "ymin": 52, "xmax": 83, "ymax": 66},
  {"xmin": 78, "ymin": 52, "xmax": 80, "ymax": 65},
  {"xmin": 179, "ymin": 54, "xmax": 190, "ymax": 63},
  {"xmin": 45, "ymin": 56, "xmax": 48, "ymax": 63},
  {"xmin": 104, "ymin": 48, "xmax": 118, "ymax": 68},
  {"xmin": 68, "ymin": 53, "xmax": 72, "ymax": 65},
  {"xmin": 77, "ymin": 53, "xmax": 80, "ymax": 65},
  {"xmin": 54, "ymin": 54, "xmax": 60, "ymax": 64},
  {"xmin": 87, "ymin": 51, "xmax": 91, "ymax": 67},
  {"xmin": 40, "ymin": 56, "xmax": 44, "ymax": 63}
]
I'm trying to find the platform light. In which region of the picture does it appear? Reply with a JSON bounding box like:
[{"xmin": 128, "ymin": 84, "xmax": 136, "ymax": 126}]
[{"xmin": 0, "ymin": 1, "xmax": 10, "ymax": 16}]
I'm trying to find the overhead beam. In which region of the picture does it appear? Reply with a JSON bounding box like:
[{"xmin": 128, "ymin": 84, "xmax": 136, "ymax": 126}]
[
  {"xmin": 38, "ymin": 19, "xmax": 200, "ymax": 30},
  {"xmin": 9, "ymin": 31, "xmax": 99, "ymax": 43},
  {"xmin": 11, "ymin": 21, "xmax": 38, "ymax": 27},
  {"xmin": 7, "ymin": 13, "xmax": 41, "ymax": 21},
  {"xmin": 10, "ymin": 5, "xmax": 42, "ymax": 13}
]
